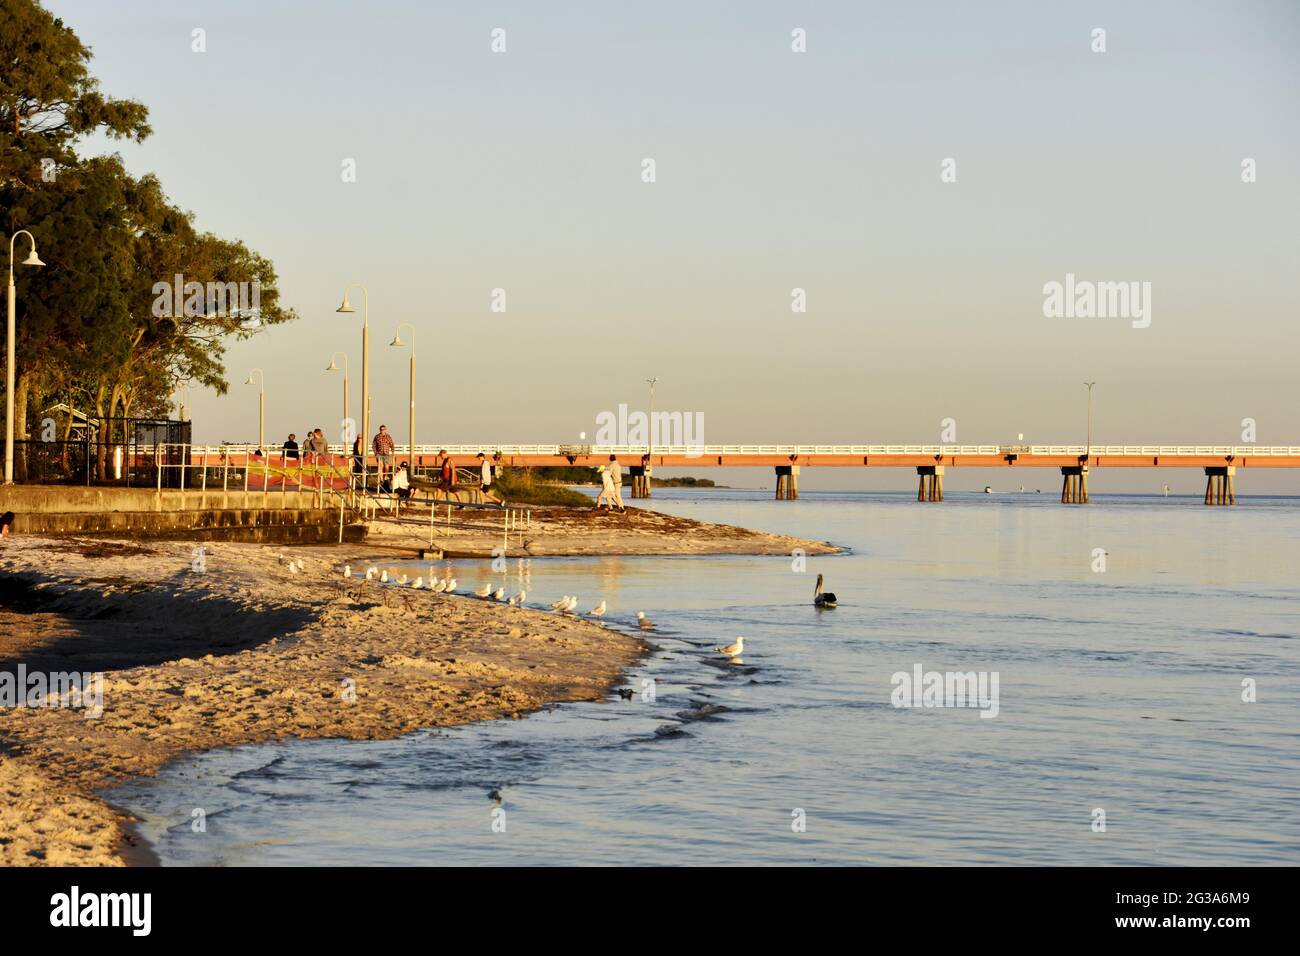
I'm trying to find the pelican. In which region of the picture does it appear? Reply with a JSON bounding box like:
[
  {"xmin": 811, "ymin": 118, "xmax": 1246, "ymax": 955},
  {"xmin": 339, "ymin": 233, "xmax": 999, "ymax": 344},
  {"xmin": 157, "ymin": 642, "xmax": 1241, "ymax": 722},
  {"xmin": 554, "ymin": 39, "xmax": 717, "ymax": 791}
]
[
  {"xmin": 550, "ymin": 596, "xmax": 571, "ymax": 611},
  {"xmin": 814, "ymin": 574, "xmax": 838, "ymax": 609},
  {"xmin": 343, "ymin": 565, "xmax": 352, "ymax": 578},
  {"xmin": 474, "ymin": 583, "xmax": 493, "ymax": 598},
  {"xmin": 508, "ymin": 590, "xmax": 526, "ymax": 606},
  {"xmin": 716, "ymin": 636, "xmax": 745, "ymax": 657},
  {"xmin": 637, "ymin": 612, "xmax": 654, "ymax": 630},
  {"xmin": 492, "ymin": 587, "xmax": 505, "ymax": 602},
  {"xmin": 589, "ymin": 600, "xmax": 606, "ymax": 618}
]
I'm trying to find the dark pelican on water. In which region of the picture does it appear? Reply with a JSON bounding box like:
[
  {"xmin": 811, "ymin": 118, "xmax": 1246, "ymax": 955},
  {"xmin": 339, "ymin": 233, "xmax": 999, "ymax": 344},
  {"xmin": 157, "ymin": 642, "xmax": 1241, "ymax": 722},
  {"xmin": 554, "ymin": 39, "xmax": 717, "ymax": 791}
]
[{"xmin": 814, "ymin": 573, "xmax": 837, "ymax": 608}]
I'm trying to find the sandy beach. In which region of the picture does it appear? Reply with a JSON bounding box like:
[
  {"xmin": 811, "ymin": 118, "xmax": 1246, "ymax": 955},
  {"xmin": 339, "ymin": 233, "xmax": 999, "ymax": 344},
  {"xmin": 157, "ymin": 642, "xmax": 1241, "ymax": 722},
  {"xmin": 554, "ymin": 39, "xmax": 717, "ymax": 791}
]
[
  {"xmin": 367, "ymin": 501, "xmax": 842, "ymax": 557},
  {"xmin": 0, "ymin": 508, "xmax": 835, "ymax": 866}
]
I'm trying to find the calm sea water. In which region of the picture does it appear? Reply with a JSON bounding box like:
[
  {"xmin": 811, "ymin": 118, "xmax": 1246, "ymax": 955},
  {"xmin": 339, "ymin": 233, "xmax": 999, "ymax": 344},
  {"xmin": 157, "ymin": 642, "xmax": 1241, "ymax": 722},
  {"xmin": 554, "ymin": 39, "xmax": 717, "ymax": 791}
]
[{"xmin": 112, "ymin": 490, "xmax": 1300, "ymax": 865}]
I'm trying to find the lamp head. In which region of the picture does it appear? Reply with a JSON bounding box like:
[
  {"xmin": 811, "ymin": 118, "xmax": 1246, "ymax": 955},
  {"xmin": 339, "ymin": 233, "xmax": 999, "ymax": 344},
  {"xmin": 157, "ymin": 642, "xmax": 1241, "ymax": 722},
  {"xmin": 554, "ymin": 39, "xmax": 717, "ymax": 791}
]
[
  {"xmin": 325, "ymin": 358, "xmax": 338, "ymax": 372},
  {"xmin": 389, "ymin": 334, "xmax": 403, "ymax": 347},
  {"xmin": 336, "ymin": 292, "xmax": 355, "ymax": 314},
  {"xmin": 22, "ymin": 249, "xmax": 44, "ymax": 267},
  {"xmin": 243, "ymin": 374, "xmax": 256, "ymax": 386}
]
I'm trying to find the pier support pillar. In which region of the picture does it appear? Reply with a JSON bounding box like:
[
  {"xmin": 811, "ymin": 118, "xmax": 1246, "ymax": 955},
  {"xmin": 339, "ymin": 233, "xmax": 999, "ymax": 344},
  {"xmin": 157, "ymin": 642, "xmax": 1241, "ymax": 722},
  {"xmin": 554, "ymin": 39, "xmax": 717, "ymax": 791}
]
[
  {"xmin": 629, "ymin": 464, "xmax": 651, "ymax": 498},
  {"xmin": 916, "ymin": 465, "xmax": 944, "ymax": 502},
  {"xmin": 1059, "ymin": 465, "xmax": 1089, "ymax": 504},
  {"xmin": 1203, "ymin": 466, "xmax": 1236, "ymax": 505},
  {"xmin": 775, "ymin": 465, "xmax": 800, "ymax": 500}
]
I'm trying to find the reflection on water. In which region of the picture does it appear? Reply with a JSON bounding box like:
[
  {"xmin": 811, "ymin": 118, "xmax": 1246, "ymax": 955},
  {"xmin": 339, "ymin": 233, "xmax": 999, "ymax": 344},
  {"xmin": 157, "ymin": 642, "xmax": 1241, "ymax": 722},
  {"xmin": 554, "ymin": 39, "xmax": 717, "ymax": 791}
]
[{"xmin": 114, "ymin": 491, "xmax": 1300, "ymax": 865}]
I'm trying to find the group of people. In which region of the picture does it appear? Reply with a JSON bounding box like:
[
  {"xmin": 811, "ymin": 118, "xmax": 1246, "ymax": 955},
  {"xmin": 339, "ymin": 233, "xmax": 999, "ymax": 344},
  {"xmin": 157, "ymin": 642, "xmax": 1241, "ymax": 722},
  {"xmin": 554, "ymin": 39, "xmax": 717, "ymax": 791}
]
[{"xmin": 282, "ymin": 429, "xmax": 329, "ymax": 463}]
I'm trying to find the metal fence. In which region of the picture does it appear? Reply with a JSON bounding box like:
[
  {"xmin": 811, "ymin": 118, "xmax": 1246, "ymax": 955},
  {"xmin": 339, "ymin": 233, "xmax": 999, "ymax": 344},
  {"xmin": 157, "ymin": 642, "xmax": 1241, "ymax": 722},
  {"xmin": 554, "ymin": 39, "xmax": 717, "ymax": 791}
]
[{"xmin": 10, "ymin": 418, "xmax": 193, "ymax": 486}]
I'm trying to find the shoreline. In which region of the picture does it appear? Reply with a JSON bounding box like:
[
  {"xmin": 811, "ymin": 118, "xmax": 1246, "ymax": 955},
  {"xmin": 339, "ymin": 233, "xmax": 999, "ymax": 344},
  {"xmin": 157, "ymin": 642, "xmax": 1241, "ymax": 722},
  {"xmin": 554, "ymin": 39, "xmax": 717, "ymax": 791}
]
[{"xmin": 0, "ymin": 509, "xmax": 830, "ymax": 866}]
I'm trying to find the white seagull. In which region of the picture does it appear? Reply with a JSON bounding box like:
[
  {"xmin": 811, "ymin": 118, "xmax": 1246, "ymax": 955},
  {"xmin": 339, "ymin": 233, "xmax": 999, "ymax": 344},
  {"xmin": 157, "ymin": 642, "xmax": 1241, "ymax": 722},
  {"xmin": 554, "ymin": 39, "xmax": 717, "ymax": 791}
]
[
  {"xmin": 563, "ymin": 596, "xmax": 580, "ymax": 614},
  {"xmin": 474, "ymin": 583, "xmax": 493, "ymax": 598},
  {"xmin": 588, "ymin": 600, "xmax": 606, "ymax": 618},
  {"xmin": 413, "ymin": 577, "xmax": 424, "ymax": 589},
  {"xmin": 507, "ymin": 590, "xmax": 526, "ymax": 606},
  {"xmin": 343, "ymin": 565, "xmax": 352, "ymax": 578},
  {"xmin": 364, "ymin": 568, "xmax": 375, "ymax": 581},
  {"xmin": 445, "ymin": 578, "xmax": 458, "ymax": 594},
  {"xmin": 380, "ymin": 570, "xmax": 389, "ymax": 584},
  {"xmin": 432, "ymin": 578, "xmax": 447, "ymax": 593},
  {"xmin": 397, "ymin": 574, "xmax": 408, "ymax": 586},
  {"xmin": 715, "ymin": 636, "xmax": 745, "ymax": 657},
  {"xmin": 637, "ymin": 611, "xmax": 654, "ymax": 630},
  {"xmin": 492, "ymin": 587, "xmax": 505, "ymax": 602},
  {"xmin": 550, "ymin": 596, "xmax": 571, "ymax": 612}
]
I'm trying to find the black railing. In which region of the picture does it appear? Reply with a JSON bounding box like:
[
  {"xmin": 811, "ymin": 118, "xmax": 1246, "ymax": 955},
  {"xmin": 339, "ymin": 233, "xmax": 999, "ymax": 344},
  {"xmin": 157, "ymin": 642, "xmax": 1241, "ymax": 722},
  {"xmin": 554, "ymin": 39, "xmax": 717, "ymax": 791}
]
[{"xmin": 9, "ymin": 418, "xmax": 192, "ymax": 486}]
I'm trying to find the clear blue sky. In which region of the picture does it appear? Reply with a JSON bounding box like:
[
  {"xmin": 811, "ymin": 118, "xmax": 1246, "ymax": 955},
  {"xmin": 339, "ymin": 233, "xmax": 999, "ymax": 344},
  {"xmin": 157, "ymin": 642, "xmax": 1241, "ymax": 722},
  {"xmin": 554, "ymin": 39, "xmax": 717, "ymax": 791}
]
[{"xmin": 49, "ymin": 0, "xmax": 1300, "ymax": 491}]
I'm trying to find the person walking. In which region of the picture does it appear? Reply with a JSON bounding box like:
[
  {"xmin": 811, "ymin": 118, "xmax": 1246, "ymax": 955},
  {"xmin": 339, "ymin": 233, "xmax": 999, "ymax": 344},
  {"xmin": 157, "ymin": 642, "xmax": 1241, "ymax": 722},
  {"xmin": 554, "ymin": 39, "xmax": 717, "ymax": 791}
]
[
  {"xmin": 593, "ymin": 464, "xmax": 615, "ymax": 511},
  {"xmin": 439, "ymin": 450, "xmax": 459, "ymax": 500},
  {"xmin": 351, "ymin": 434, "xmax": 365, "ymax": 482},
  {"xmin": 476, "ymin": 452, "xmax": 503, "ymax": 505},
  {"xmin": 373, "ymin": 425, "xmax": 396, "ymax": 484},
  {"xmin": 606, "ymin": 455, "xmax": 626, "ymax": 513}
]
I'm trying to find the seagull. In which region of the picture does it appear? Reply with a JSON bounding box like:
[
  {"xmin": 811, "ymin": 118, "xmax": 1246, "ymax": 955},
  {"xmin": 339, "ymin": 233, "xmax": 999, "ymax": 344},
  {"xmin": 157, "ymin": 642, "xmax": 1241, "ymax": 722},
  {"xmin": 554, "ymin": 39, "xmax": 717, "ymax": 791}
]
[
  {"xmin": 432, "ymin": 578, "xmax": 447, "ymax": 593},
  {"xmin": 814, "ymin": 573, "xmax": 838, "ymax": 609},
  {"xmin": 397, "ymin": 574, "xmax": 408, "ymax": 586},
  {"xmin": 343, "ymin": 565, "xmax": 352, "ymax": 578},
  {"xmin": 475, "ymin": 583, "xmax": 493, "ymax": 598},
  {"xmin": 286, "ymin": 563, "xmax": 298, "ymax": 575},
  {"xmin": 588, "ymin": 600, "xmax": 606, "ymax": 618},
  {"xmin": 637, "ymin": 612, "xmax": 654, "ymax": 630},
  {"xmin": 380, "ymin": 570, "xmax": 389, "ymax": 584},
  {"xmin": 716, "ymin": 636, "xmax": 745, "ymax": 657},
  {"xmin": 413, "ymin": 577, "xmax": 424, "ymax": 589},
  {"xmin": 550, "ymin": 596, "xmax": 571, "ymax": 611},
  {"xmin": 492, "ymin": 587, "xmax": 505, "ymax": 602},
  {"xmin": 365, "ymin": 568, "xmax": 375, "ymax": 581},
  {"xmin": 445, "ymin": 578, "xmax": 457, "ymax": 594},
  {"xmin": 508, "ymin": 590, "xmax": 526, "ymax": 606}
]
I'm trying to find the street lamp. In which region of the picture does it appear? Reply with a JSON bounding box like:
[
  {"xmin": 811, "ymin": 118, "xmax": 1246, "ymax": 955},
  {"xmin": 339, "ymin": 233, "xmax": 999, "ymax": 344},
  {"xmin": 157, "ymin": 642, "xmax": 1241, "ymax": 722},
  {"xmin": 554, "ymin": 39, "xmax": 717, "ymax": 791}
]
[
  {"xmin": 389, "ymin": 324, "xmax": 416, "ymax": 470},
  {"xmin": 336, "ymin": 284, "xmax": 370, "ymax": 444},
  {"xmin": 244, "ymin": 368, "xmax": 265, "ymax": 451},
  {"xmin": 1084, "ymin": 381, "xmax": 1096, "ymax": 458},
  {"xmin": 5, "ymin": 230, "xmax": 44, "ymax": 484},
  {"xmin": 645, "ymin": 377, "xmax": 659, "ymax": 457},
  {"xmin": 325, "ymin": 352, "xmax": 350, "ymax": 436}
]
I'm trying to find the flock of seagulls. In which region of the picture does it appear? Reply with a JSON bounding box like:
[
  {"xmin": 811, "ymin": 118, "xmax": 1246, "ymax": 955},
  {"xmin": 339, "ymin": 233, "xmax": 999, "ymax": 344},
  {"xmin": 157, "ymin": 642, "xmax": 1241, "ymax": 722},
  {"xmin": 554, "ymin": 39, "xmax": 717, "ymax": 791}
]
[{"xmin": 331, "ymin": 558, "xmax": 842, "ymax": 665}]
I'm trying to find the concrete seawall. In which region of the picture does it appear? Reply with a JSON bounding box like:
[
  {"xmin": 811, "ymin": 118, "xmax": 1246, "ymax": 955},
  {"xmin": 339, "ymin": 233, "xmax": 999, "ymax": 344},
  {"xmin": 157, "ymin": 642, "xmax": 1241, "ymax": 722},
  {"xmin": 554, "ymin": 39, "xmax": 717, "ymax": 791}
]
[{"xmin": 0, "ymin": 486, "xmax": 364, "ymax": 544}]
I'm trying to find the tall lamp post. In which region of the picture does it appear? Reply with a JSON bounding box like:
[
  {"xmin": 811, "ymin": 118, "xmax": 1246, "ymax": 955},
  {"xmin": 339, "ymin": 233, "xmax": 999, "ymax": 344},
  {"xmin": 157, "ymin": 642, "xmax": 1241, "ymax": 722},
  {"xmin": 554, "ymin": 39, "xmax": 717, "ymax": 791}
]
[
  {"xmin": 243, "ymin": 368, "xmax": 265, "ymax": 451},
  {"xmin": 1084, "ymin": 381, "xmax": 1096, "ymax": 458},
  {"xmin": 5, "ymin": 230, "xmax": 45, "ymax": 484},
  {"xmin": 336, "ymin": 284, "xmax": 370, "ymax": 446},
  {"xmin": 645, "ymin": 377, "xmax": 658, "ymax": 457},
  {"xmin": 389, "ymin": 324, "xmax": 416, "ymax": 470},
  {"xmin": 325, "ymin": 352, "xmax": 350, "ymax": 436}
]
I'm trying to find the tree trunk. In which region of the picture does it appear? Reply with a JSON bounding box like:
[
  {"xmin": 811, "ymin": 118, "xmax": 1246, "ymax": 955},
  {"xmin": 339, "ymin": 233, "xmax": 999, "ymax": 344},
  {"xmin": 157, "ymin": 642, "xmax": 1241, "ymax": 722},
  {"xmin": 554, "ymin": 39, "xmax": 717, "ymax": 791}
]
[{"xmin": 14, "ymin": 371, "xmax": 31, "ymax": 481}]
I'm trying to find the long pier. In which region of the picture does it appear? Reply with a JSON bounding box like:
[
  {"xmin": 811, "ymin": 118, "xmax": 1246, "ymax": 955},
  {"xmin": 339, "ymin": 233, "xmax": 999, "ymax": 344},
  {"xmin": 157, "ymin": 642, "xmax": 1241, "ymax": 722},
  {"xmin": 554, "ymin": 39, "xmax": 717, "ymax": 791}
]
[{"xmin": 189, "ymin": 444, "xmax": 1299, "ymax": 506}]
